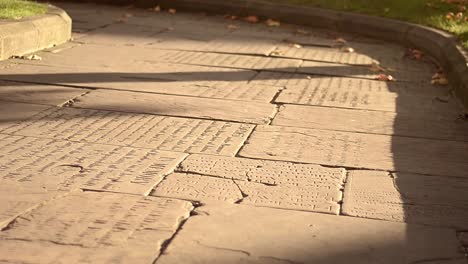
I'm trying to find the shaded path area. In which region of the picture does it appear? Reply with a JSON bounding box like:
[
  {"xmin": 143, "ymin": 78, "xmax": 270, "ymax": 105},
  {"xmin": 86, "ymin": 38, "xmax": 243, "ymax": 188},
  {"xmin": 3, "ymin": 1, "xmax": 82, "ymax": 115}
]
[{"xmin": 0, "ymin": 2, "xmax": 467, "ymax": 263}]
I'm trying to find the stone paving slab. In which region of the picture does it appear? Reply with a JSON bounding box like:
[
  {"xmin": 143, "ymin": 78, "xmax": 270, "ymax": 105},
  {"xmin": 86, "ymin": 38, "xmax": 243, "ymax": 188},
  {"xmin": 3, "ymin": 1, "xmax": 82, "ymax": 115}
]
[
  {"xmin": 0, "ymin": 192, "xmax": 193, "ymax": 263},
  {"xmin": 271, "ymin": 45, "xmax": 375, "ymax": 65},
  {"xmin": 71, "ymin": 89, "xmax": 276, "ymax": 124},
  {"xmin": 342, "ymin": 170, "xmax": 468, "ymax": 229},
  {"xmin": 0, "ymin": 62, "xmax": 257, "ymax": 91},
  {"xmin": 153, "ymin": 172, "xmax": 342, "ymax": 214},
  {"xmin": 0, "ymin": 134, "xmax": 186, "ymax": 195},
  {"xmin": 0, "ymin": 180, "xmax": 64, "ymax": 229},
  {"xmin": 0, "ymin": 80, "xmax": 89, "ymax": 106},
  {"xmin": 157, "ymin": 203, "xmax": 465, "ymax": 264},
  {"xmin": 1, "ymin": 107, "xmax": 254, "ymax": 156},
  {"xmin": 178, "ymin": 154, "xmax": 346, "ymax": 187},
  {"xmin": 0, "ymin": 101, "xmax": 50, "ymax": 130},
  {"xmin": 273, "ymin": 105, "xmax": 468, "ymax": 142},
  {"xmin": 239, "ymin": 125, "xmax": 468, "ymax": 178},
  {"xmin": 299, "ymin": 60, "xmax": 433, "ymax": 83},
  {"xmin": 197, "ymin": 36, "xmax": 278, "ymax": 56},
  {"xmin": 157, "ymin": 50, "xmax": 302, "ymax": 72}
]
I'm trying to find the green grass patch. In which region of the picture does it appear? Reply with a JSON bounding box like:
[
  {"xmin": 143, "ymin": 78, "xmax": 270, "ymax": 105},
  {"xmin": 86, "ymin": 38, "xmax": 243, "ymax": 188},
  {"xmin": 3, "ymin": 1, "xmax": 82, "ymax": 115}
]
[
  {"xmin": 273, "ymin": 0, "xmax": 468, "ymax": 48},
  {"xmin": 0, "ymin": 0, "xmax": 48, "ymax": 20}
]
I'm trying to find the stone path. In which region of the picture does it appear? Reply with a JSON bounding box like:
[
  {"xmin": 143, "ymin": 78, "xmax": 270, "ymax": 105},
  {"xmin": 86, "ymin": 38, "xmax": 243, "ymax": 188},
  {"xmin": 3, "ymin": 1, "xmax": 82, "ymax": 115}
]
[{"xmin": 0, "ymin": 2, "xmax": 467, "ymax": 263}]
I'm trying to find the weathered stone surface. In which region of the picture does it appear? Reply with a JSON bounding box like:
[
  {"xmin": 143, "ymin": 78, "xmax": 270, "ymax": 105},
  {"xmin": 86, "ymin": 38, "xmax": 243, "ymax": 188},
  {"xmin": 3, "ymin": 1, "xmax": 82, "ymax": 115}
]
[
  {"xmin": 72, "ymin": 89, "xmax": 275, "ymax": 124},
  {"xmin": 0, "ymin": 192, "xmax": 193, "ymax": 263},
  {"xmin": 0, "ymin": 134, "xmax": 186, "ymax": 195},
  {"xmin": 460, "ymin": 232, "xmax": 468, "ymax": 247},
  {"xmin": 80, "ymin": 23, "xmax": 167, "ymax": 46},
  {"xmin": 272, "ymin": 45, "xmax": 375, "ymax": 65},
  {"xmin": 299, "ymin": 60, "xmax": 433, "ymax": 82},
  {"xmin": 199, "ymin": 36, "xmax": 278, "ymax": 55},
  {"xmin": 249, "ymin": 71, "xmax": 314, "ymax": 87},
  {"xmin": 178, "ymin": 154, "xmax": 346, "ymax": 187},
  {"xmin": 152, "ymin": 173, "xmax": 244, "ymax": 203},
  {"xmin": 0, "ymin": 80, "xmax": 89, "ymax": 106},
  {"xmin": 158, "ymin": 50, "xmax": 301, "ymax": 72},
  {"xmin": 273, "ymin": 105, "xmax": 468, "ymax": 141},
  {"xmin": 157, "ymin": 204, "xmax": 465, "ymax": 264},
  {"xmin": 239, "ymin": 125, "xmax": 468, "ymax": 177},
  {"xmin": 3, "ymin": 107, "xmax": 254, "ymax": 156},
  {"xmin": 342, "ymin": 170, "xmax": 468, "ymax": 229},
  {"xmin": 275, "ymin": 77, "xmax": 458, "ymax": 114},
  {"xmin": 155, "ymin": 155, "xmax": 345, "ymax": 214},
  {"xmin": 0, "ymin": 101, "xmax": 50, "ymax": 130},
  {"xmin": 0, "ymin": 180, "xmax": 63, "ymax": 229}
]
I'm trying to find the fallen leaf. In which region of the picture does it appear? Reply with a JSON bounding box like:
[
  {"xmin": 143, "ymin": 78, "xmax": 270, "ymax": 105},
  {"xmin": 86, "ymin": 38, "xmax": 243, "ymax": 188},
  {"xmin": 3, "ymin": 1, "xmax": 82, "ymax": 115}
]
[
  {"xmin": 270, "ymin": 49, "xmax": 284, "ymax": 56},
  {"xmin": 446, "ymin": 12, "xmax": 455, "ymax": 19},
  {"xmin": 306, "ymin": 76, "xmax": 312, "ymax": 80},
  {"xmin": 375, "ymin": 74, "xmax": 395, "ymax": 82},
  {"xmin": 244, "ymin": 15, "xmax": 259, "ymax": 23},
  {"xmin": 434, "ymin": 96, "xmax": 449, "ymax": 103},
  {"xmin": 266, "ymin": 19, "xmax": 280, "ymax": 27},
  {"xmin": 340, "ymin": 46, "xmax": 355, "ymax": 53},
  {"xmin": 124, "ymin": 13, "xmax": 133, "ymax": 18},
  {"xmin": 151, "ymin": 5, "xmax": 161, "ymax": 12},
  {"xmin": 226, "ymin": 24, "xmax": 240, "ymax": 31},
  {"xmin": 405, "ymin": 48, "xmax": 424, "ymax": 60},
  {"xmin": 431, "ymin": 77, "xmax": 449, "ymax": 85},
  {"xmin": 168, "ymin": 8, "xmax": 177, "ymax": 14},
  {"xmin": 224, "ymin": 15, "xmax": 238, "ymax": 20}
]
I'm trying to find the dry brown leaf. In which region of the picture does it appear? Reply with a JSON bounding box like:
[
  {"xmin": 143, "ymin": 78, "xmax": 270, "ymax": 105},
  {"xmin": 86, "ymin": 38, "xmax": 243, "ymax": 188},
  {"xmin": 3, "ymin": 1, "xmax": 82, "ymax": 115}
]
[
  {"xmin": 224, "ymin": 15, "xmax": 238, "ymax": 20},
  {"xmin": 306, "ymin": 76, "xmax": 312, "ymax": 80},
  {"xmin": 405, "ymin": 48, "xmax": 424, "ymax": 60},
  {"xmin": 340, "ymin": 46, "xmax": 355, "ymax": 53},
  {"xmin": 270, "ymin": 49, "xmax": 284, "ymax": 56},
  {"xmin": 150, "ymin": 5, "xmax": 161, "ymax": 12},
  {"xmin": 168, "ymin": 8, "xmax": 177, "ymax": 14},
  {"xmin": 375, "ymin": 74, "xmax": 395, "ymax": 82},
  {"xmin": 244, "ymin": 15, "xmax": 259, "ymax": 23},
  {"xmin": 266, "ymin": 19, "xmax": 280, "ymax": 27}
]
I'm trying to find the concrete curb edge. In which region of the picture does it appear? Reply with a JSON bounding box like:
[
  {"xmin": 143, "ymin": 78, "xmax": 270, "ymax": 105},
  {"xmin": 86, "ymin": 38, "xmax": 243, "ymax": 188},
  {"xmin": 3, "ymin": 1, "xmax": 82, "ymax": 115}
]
[{"xmin": 0, "ymin": 4, "xmax": 72, "ymax": 61}]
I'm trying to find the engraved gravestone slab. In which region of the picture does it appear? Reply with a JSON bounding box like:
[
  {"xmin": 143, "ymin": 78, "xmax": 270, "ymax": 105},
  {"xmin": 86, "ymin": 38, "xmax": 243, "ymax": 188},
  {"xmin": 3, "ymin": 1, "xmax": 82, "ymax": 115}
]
[
  {"xmin": 157, "ymin": 204, "xmax": 464, "ymax": 264},
  {"xmin": 152, "ymin": 173, "xmax": 244, "ymax": 203},
  {"xmin": 273, "ymin": 46, "xmax": 375, "ymax": 65},
  {"xmin": 299, "ymin": 60, "xmax": 432, "ymax": 82},
  {"xmin": 276, "ymin": 76, "xmax": 448, "ymax": 105},
  {"xmin": 158, "ymin": 50, "xmax": 301, "ymax": 72},
  {"xmin": 0, "ymin": 101, "xmax": 50, "ymax": 130},
  {"xmin": 239, "ymin": 125, "xmax": 468, "ymax": 177},
  {"xmin": 70, "ymin": 89, "xmax": 275, "ymax": 124},
  {"xmin": 198, "ymin": 37, "xmax": 278, "ymax": 56},
  {"xmin": 0, "ymin": 192, "xmax": 193, "ymax": 263},
  {"xmin": 0, "ymin": 80, "xmax": 89, "ymax": 106},
  {"xmin": 178, "ymin": 154, "xmax": 346, "ymax": 187},
  {"xmin": 0, "ymin": 134, "xmax": 186, "ymax": 194},
  {"xmin": 2, "ymin": 107, "xmax": 254, "ymax": 156},
  {"xmin": 80, "ymin": 23, "xmax": 167, "ymax": 46},
  {"xmin": 273, "ymin": 105, "xmax": 468, "ymax": 142},
  {"xmin": 249, "ymin": 71, "xmax": 313, "ymax": 87},
  {"xmin": 152, "ymin": 172, "xmax": 342, "ymax": 214},
  {"xmin": 0, "ymin": 180, "xmax": 63, "ymax": 229},
  {"xmin": 342, "ymin": 170, "xmax": 468, "ymax": 229}
]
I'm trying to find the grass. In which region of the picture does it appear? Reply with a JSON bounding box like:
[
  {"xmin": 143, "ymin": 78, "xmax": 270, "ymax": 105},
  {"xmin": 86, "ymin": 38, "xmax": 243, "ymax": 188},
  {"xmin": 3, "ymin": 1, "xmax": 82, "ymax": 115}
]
[
  {"xmin": 274, "ymin": 0, "xmax": 468, "ymax": 48},
  {"xmin": 0, "ymin": 0, "xmax": 48, "ymax": 20}
]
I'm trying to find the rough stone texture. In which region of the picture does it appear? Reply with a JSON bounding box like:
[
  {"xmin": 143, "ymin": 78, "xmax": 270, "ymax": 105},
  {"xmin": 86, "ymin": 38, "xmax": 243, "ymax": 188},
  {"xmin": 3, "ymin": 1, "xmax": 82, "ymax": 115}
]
[
  {"xmin": 0, "ymin": 180, "xmax": 63, "ymax": 229},
  {"xmin": 239, "ymin": 125, "xmax": 468, "ymax": 178},
  {"xmin": 273, "ymin": 105, "xmax": 468, "ymax": 142},
  {"xmin": 0, "ymin": 101, "xmax": 50, "ymax": 130},
  {"xmin": 460, "ymin": 233, "xmax": 468, "ymax": 247},
  {"xmin": 272, "ymin": 45, "xmax": 375, "ymax": 65},
  {"xmin": 0, "ymin": 192, "xmax": 193, "ymax": 263},
  {"xmin": 0, "ymin": 134, "xmax": 186, "ymax": 195},
  {"xmin": 275, "ymin": 77, "xmax": 461, "ymax": 115},
  {"xmin": 2, "ymin": 107, "xmax": 254, "ymax": 156},
  {"xmin": 71, "ymin": 89, "xmax": 276, "ymax": 124},
  {"xmin": 152, "ymin": 173, "xmax": 244, "ymax": 203},
  {"xmin": 299, "ymin": 60, "xmax": 433, "ymax": 82},
  {"xmin": 0, "ymin": 80, "xmax": 89, "ymax": 106},
  {"xmin": 178, "ymin": 154, "xmax": 346, "ymax": 187},
  {"xmin": 0, "ymin": 5, "xmax": 71, "ymax": 60},
  {"xmin": 158, "ymin": 50, "xmax": 302, "ymax": 72},
  {"xmin": 157, "ymin": 204, "xmax": 465, "ymax": 264},
  {"xmin": 153, "ymin": 172, "xmax": 342, "ymax": 214},
  {"xmin": 342, "ymin": 170, "xmax": 468, "ymax": 229}
]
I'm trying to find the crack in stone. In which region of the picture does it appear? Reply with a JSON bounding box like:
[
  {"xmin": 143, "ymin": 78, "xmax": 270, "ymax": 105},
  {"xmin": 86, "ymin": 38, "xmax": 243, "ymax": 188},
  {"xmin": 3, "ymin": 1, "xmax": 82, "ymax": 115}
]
[
  {"xmin": 259, "ymin": 255, "xmax": 304, "ymax": 264},
  {"xmin": 409, "ymin": 257, "xmax": 467, "ymax": 264},
  {"xmin": 0, "ymin": 238, "xmax": 90, "ymax": 248},
  {"xmin": 232, "ymin": 179, "xmax": 249, "ymax": 204}
]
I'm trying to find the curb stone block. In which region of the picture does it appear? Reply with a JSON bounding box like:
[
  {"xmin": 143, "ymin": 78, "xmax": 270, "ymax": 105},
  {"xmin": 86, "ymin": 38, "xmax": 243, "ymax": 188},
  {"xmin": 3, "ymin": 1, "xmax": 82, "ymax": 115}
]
[{"xmin": 0, "ymin": 5, "xmax": 71, "ymax": 60}]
